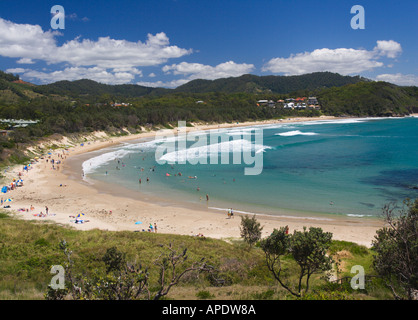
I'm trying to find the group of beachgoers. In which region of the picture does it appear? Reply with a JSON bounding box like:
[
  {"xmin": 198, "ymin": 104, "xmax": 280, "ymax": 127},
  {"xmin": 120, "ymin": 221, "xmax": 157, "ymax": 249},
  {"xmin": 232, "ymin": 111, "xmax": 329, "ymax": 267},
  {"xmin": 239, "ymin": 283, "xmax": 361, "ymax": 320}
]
[
  {"xmin": 137, "ymin": 222, "xmax": 158, "ymax": 233},
  {"xmin": 1, "ymin": 149, "xmax": 84, "ymax": 223},
  {"xmin": 111, "ymin": 156, "xmax": 213, "ymax": 204}
]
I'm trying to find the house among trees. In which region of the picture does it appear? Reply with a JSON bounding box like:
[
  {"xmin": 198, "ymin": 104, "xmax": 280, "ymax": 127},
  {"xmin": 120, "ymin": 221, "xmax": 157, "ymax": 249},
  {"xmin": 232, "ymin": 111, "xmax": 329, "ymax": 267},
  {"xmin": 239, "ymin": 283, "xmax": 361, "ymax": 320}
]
[
  {"xmin": 111, "ymin": 102, "xmax": 131, "ymax": 107},
  {"xmin": 257, "ymin": 100, "xmax": 276, "ymax": 107},
  {"xmin": 307, "ymin": 97, "xmax": 319, "ymax": 105},
  {"xmin": 0, "ymin": 119, "xmax": 39, "ymax": 129},
  {"xmin": 277, "ymin": 96, "xmax": 321, "ymax": 110}
]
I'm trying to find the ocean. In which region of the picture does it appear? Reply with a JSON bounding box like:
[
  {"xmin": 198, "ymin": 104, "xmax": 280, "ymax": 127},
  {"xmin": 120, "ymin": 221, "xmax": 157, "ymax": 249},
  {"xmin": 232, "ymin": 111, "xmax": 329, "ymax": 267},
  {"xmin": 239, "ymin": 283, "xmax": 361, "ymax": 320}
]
[{"xmin": 81, "ymin": 116, "xmax": 418, "ymax": 219}]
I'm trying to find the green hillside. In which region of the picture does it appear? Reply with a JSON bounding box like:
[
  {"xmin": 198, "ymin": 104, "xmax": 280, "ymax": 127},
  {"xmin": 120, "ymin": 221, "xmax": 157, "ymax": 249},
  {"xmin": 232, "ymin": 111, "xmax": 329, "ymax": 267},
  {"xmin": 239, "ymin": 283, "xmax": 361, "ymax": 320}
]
[
  {"xmin": 318, "ymin": 81, "xmax": 418, "ymax": 116},
  {"xmin": 174, "ymin": 72, "xmax": 369, "ymax": 94},
  {"xmin": 32, "ymin": 79, "xmax": 170, "ymax": 100}
]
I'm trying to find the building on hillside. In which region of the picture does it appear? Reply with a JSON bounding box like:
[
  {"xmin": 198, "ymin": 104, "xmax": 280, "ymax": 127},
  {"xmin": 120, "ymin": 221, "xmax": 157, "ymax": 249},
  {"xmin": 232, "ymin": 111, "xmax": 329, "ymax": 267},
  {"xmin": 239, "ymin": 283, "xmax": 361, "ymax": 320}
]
[{"xmin": 307, "ymin": 97, "xmax": 319, "ymax": 105}]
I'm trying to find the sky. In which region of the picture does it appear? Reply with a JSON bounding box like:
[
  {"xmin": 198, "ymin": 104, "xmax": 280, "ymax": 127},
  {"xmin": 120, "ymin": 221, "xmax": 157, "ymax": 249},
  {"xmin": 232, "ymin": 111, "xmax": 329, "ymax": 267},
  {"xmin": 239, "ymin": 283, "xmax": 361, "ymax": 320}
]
[{"xmin": 0, "ymin": 0, "xmax": 416, "ymax": 87}]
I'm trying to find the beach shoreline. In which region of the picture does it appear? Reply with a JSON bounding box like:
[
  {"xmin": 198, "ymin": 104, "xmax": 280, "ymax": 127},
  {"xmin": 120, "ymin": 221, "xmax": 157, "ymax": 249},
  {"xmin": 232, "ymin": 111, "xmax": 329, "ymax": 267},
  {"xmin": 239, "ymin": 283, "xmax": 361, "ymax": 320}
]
[{"xmin": 3, "ymin": 116, "xmax": 385, "ymax": 247}]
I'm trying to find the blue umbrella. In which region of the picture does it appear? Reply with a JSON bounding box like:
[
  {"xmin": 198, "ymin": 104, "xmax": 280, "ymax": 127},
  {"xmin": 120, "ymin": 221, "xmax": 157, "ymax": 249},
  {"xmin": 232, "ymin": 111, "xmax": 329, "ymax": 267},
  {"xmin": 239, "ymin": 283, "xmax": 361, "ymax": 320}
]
[
  {"xmin": 77, "ymin": 213, "xmax": 85, "ymax": 218},
  {"xmin": 135, "ymin": 221, "xmax": 142, "ymax": 225}
]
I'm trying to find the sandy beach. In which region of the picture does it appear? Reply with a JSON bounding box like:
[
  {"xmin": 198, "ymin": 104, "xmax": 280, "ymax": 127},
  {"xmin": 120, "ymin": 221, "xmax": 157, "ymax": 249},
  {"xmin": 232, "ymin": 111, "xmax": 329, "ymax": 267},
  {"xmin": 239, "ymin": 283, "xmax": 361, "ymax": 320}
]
[{"xmin": 2, "ymin": 116, "xmax": 385, "ymax": 248}]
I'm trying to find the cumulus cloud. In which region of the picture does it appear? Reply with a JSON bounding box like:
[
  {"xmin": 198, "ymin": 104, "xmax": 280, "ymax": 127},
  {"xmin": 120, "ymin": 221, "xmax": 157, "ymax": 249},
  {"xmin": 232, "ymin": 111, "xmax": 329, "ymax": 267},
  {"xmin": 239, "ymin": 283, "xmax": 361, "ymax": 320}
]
[
  {"xmin": 5, "ymin": 68, "xmax": 27, "ymax": 74},
  {"xmin": 163, "ymin": 61, "xmax": 255, "ymax": 80},
  {"xmin": 50, "ymin": 33, "xmax": 191, "ymax": 69},
  {"xmin": 137, "ymin": 61, "xmax": 255, "ymax": 88},
  {"xmin": 17, "ymin": 58, "xmax": 35, "ymax": 64},
  {"xmin": 0, "ymin": 17, "xmax": 191, "ymax": 84},
  {"xmin": 137, "ymin": 79, "xmax": 190, "ymax": 88},
  {"xmin": 374, "ymin": 40, "xmax": 402, "ymax": 58},
  {"xmin": 22, "ymin": 67, "xmax": 140, "ymax": 85},
  {"xmin": 0, "ymin": 18, "xmax": 59, "ymax": 62},
  {"xmin": 376, "ymin": 73, "xmax": 418, "ymax": 86},
  {"xmin": 262, "ymin": 40, "xmax": 402, "ymax": 75}
]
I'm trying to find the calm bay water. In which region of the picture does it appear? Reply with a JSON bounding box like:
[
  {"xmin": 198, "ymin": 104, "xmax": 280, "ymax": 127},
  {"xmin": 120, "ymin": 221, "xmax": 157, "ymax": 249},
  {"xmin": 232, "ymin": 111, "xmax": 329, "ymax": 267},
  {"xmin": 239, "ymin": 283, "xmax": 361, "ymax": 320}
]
[{"xmin": 83, "ymin": 117, "xmax": 418, "ymax": 218}]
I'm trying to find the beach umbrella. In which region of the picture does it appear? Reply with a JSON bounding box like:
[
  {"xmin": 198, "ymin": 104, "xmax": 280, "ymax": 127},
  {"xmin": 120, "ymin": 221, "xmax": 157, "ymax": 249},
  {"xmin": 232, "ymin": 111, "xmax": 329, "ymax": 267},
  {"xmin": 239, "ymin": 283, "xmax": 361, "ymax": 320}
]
[
  {"xmin": 4, "ymin": 198, "xmax": 12, "ymax": 202},
  {"xmin": 76, "ymin": 213, "xmax": 85, "ymax": 218},
  {"xmin": 135, "ymin": 221, "xmax": 142, "ymax": 225}
]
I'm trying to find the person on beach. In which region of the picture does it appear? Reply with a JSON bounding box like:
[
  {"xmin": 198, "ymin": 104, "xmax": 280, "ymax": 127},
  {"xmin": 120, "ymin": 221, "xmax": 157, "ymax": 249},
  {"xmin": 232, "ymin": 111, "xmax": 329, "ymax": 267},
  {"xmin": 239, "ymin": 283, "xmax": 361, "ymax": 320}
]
[
  {"xmin": 230, "ymin": 208, "xmax": 234, "ymax": 218},
  {"xmin": 154, "ymin": 223, "xmax": 157, "ymax": 233},
  {"xmin": 45, "ymin": 206, "xmax": 49, "ymax": 215},
  {"xmin": 206, "ymin": 194, "xmax": 209, "ymax": 201},
  {"xmin": 227, "ymin": 208, "xmax": 231, "ymax": 218}
]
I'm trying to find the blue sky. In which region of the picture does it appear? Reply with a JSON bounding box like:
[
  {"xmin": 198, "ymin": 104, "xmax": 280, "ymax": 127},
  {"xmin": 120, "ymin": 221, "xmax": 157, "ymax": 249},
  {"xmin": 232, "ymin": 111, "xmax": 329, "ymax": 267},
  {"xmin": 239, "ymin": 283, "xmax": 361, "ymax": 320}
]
[{"xmin": 0, "ymin": 0, "xmax": 416, "ymax": 87}]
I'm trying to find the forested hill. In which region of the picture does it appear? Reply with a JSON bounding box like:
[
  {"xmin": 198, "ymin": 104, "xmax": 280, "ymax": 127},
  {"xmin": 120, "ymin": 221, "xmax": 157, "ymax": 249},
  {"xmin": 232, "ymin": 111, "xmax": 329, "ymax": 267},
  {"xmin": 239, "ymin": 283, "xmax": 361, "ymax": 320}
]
[
  {"xmin": 174, "ymin": 72, "xmax": 369, "ymax": 94},
  {"xmin": 29, "ymin": 72, "xmax": 368, "ymax": 98},
  {"xmin": 32, "ymin": 79, "xmax": 170, "ymax": 98}
]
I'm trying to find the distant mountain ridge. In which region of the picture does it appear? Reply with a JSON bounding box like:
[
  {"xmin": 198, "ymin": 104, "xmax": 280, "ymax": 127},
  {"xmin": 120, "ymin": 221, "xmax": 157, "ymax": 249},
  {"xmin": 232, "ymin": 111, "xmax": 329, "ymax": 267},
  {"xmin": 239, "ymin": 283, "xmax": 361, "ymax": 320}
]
[
  {"xmin": 174, "ymin": 72, "xmax": 370, "ymax": 94},
  {"xmin": 28, "ymin": 72, "xmax": 369, "ymax": 98},
  {"xmin": 1, "ymin": 70, "xmax": 416, "ymax": 118}
]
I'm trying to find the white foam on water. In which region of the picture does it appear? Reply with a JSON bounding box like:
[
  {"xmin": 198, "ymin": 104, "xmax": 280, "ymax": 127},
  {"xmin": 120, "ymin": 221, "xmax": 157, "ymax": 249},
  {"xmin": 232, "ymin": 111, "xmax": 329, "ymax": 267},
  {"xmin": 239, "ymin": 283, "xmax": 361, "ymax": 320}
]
[
  {"xmin": 347, "ymin": 214, "xmax": 374, "ymax": 218},
  {"xmin": 208, "ymin": 207, "xmax": 335, "ymax": 221},
  {"xmin": 82, "ymin": 147, "xmax": 136, "ymax": 176},
  {"xmin": 159, "ymin": 139, "xmax": 271, "ymax": 163},
  {"xmin": 81, "ymin": 136, "xmax": 170, "ymax": 177},
  {"xmin": 276, "ymin": 130, "xmax": 318, "ymax": 137}
]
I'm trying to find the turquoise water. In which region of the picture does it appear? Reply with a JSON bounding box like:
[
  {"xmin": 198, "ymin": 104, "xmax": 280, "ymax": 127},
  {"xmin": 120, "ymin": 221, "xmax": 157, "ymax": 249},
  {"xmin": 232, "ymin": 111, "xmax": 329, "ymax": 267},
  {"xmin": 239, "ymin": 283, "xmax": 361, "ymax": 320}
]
[{"xmin": 83, "ymin": 117, "xmax": 418, "ymax": 218}]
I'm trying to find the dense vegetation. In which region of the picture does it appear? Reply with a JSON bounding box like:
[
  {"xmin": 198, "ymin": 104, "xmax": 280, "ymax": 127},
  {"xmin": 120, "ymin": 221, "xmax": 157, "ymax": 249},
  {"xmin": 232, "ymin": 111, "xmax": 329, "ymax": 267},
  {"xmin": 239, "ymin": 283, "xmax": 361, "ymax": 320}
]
[
  {"xmin": 372, "ymin": 199, "xmax": 418, "ymax": 300},
  {"xmin": 0, "ymin": 70, "xmax": 417, "ymax": 166},
  {"xmin": 174, "ymin": 72, "xmax": 369, "ymax": 94}
]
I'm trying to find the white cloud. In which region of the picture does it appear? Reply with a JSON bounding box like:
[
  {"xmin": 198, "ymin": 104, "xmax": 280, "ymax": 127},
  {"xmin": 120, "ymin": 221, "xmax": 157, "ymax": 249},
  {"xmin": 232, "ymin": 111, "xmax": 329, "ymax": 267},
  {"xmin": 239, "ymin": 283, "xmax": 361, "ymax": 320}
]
[
  {"xmin": 0, "ymin": 17, "xmax": 192, "ymax": 84},
  {"xmin": 163, "ymin": 61, "xmax": 255, "ymax": 80},
  {"xmin": 17, "ymin": 58, "xmax": 35, "ymax": 64},
  {"xmin": 376, "ymin": 73, "xmax": 418, "ymax": 86},
  {"xmin": 138, "ymin": 61, "xmax": 255, "ymax": 88},
  {"xmin": 0, "ymin": 18, "xmax": 59, "ymax": 62},
  {"xmin": 262, "ymin": 40, "xmax": 402, "ymax": 75},
  {"xmin": 51, "ymin": 33, "xmax": 191, "ymax": 69},
  {"xmin": 137, "ymin": 79, "xmax": 190, "ymax": 88},
  {"xmin": 374, "ymin": 40, "xmax": 402, "ymax": 58},
  {"xmin": 22, "ymin": 67, "xmax": 138, "ymax": 85},
  {"xmin": 5, "ymin": 68, "xmax": 27, "ymax": 74}
]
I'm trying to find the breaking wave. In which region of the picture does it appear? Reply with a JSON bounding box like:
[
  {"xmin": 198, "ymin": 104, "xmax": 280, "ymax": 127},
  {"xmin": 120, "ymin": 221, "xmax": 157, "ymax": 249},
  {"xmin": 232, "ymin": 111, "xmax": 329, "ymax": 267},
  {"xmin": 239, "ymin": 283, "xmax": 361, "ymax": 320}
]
[{"xmin": 276, "ymin": 130, "xmax": 318, "ymax": 137}]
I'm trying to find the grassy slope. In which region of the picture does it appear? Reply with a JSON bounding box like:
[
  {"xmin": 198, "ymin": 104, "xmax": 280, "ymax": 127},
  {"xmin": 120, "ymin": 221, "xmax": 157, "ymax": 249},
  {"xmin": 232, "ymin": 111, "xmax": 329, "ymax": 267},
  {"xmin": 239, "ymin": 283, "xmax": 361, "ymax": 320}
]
[{"xmin": 0, "ymin": 211, "xmax": 392, "ymax": 300}]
